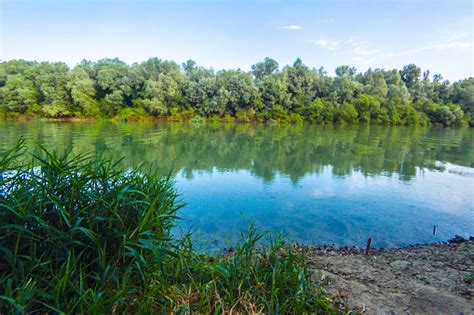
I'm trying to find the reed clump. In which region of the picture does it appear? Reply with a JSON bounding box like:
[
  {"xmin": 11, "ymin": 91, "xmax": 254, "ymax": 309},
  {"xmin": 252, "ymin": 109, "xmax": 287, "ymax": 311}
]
[{"xmin": 0, "ymin": 140, "xmax": 335, "ymax": 313}]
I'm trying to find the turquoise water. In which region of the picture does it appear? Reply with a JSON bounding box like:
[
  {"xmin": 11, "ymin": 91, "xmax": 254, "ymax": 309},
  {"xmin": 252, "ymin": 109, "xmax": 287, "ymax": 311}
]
[{"xmin": 1, "ymin": 121, "xmax": 473, "ymax": 247}]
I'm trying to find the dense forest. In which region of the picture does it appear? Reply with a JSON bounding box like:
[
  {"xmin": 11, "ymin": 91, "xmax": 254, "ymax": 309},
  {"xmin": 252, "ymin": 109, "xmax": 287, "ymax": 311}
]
[{"xmin": 0, "ymin": 58, "xmax": 473, "ymax": 126}]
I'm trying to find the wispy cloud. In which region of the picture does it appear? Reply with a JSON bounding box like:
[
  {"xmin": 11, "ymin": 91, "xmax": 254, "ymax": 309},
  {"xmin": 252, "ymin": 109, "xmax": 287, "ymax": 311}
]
[
  {"xmin": 314, "ymin": 38, "xmax": 380, "ymax": 56},
  {"xmin": 280, "ymin": 25, "xmax": 303, "ymax": 30},
  {"xmin": 313, "ymin": 39, "xmax": 342, "ymax": 51},
  {"xmin": 384, "ymin": 35, "xmax": 473, "ymax": 59},
  {"xmin": 428, "ymin": 33, "xmax": 473, "ymax": 51},
  {"xmin": 316, "ymin": 18, "xmax": 334, "ymax": 24},
  {"xmin": 409, "ymin": 41, "xmax": 473, "ymax": 53},
  {"xmin": 314, "ymin": 33, "xmax": 473, "ymax": 61},
  {"xmin": 313, "ymin": 38, "xmax": 383, "ymax": 66},
  {"xmin": 441, "ymin": 42, "xmax": 473, "ymax": 49},
  {"xmin": 353, "ymin": 46, "xmax": 381, "ymax": 57}
]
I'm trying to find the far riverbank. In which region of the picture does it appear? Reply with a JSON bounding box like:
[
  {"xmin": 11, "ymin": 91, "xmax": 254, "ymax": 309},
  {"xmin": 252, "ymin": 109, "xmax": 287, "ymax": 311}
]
[{"xmin": 1, "ymin": 114, "xmax": 471, "ymax": 128}]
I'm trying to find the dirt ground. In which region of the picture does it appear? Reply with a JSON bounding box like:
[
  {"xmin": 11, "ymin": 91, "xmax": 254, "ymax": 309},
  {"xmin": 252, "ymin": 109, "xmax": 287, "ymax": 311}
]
[{"xmin": 305, "ymin": 239, "xmax": 473, "ymax": 314}]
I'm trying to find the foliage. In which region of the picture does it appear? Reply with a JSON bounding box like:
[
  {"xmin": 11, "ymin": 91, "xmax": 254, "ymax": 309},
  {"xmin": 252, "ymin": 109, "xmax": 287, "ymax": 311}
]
[
  {"xmin": 189, "ymin": 114, "xmax": 205, "ymax": 124},
  {"xmin": 0, "ymin": 141, "xmax": 335, "ymax": 313},
  {"xmin": 118, "ymin": 107, "xmax": 149, "ymax": 121},
  {"xmin": 0, "ymin": 58, "xmax": 472, "ymax": 126}
]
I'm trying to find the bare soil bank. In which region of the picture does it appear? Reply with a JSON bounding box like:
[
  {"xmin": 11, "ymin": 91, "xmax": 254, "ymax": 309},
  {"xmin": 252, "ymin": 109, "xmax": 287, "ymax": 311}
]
[{"xmin": 305, "ymin": 239, "xmax": 473, "ymax": 314}]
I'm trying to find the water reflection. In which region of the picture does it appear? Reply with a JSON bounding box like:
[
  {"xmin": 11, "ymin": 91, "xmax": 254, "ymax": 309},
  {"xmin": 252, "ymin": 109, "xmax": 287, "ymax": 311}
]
[
  {"xmin": 1, "ymin": 122, "xmax": 473, "ymax": 247},
  {"xmin": 1, "ymin": 122, "xmax": 472, "ymax": 182}
]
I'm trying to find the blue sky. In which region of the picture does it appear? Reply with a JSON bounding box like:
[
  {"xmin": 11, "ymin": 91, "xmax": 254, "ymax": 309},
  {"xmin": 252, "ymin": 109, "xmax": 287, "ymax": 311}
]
[{"xmin": 1, "ymin": 0, "xmax": 473, "ymax": 80}]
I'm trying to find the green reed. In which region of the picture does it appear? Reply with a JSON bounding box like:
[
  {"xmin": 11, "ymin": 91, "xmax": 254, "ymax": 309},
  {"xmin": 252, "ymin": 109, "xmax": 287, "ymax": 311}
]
[{"xmin": 0, "ymin": 140, "xmax": 335, "ymax": 314}]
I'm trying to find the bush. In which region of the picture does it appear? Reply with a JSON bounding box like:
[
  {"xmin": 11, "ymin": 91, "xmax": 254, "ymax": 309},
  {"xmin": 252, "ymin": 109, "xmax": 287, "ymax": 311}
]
[
  {"xmin": 168, "ymin": 108, "xmax": 195, "ymax": 122},
  {"xmin": 289, "ymin": 112, "xmax": 304, "ymax": 124},
  {"xmin": 118, "ymin": 107, "xmax": 149, "ymax": 121},
  {"xmin": 235, "ymin": 109, "xmax": 250, "ymax": 122},
  {"xmin": 0, "ymin": 141, "xmax": 180, "ymax": 313},
  {"xmin": 338, "ymin": 102, "xmax": 358, "ymax": 123},
  {"xmin": 222, "ymin": 114, "xmax": 234, "ymax": 122},
  {"xmin": 41, "ymin": 103, "xmax": 72, "ymax": 118},
  {"xmin": 271, "ymin": 105, "xmax": 290, "ymax": 123},
  {"xmin": 300, "ymin": 98, "xmax": 335, "ymax": 123},
  {"xmin": 466, "ymin": 112, "xmax": 474, "ymax": 126},
  {"xmin": 189, "ymin": 114, "xmax": 204, "ymax": 124},
  {"xmin": 207, "ymin": 114, "xmax": 221, "ymax": 123},
  {"xmin": 0, "ymin": 141, "xmax": 335, "ymax": 314}
]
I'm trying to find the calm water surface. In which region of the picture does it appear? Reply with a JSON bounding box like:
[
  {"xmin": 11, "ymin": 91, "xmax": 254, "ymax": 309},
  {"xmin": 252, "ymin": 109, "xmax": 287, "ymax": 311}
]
[{"xmin": 1, "ymin": 122, "xmax": 473, "ymax": 247}]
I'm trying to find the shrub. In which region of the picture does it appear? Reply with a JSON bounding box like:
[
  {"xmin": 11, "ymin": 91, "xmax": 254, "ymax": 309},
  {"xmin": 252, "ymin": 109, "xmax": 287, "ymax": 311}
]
[
  {"xmin": 118, "ymin": 107, "xmax": 149, "ymax": 121},
  {"xmin": 189, "ymin": 114, "xmax": 204, "ymax": 124},
  {"xmin": 207, "ymin": 114, "xmax": 221, "ymax": 123},
  {"xmin": 338, "ymin": 102, "xmax": 358, "ymax": 123},
  {"xmin": 168, "ymin": 108, "xmax": 195, "ymax": 122},
  {"xmin": 236, "ymin": 109, "xmax": 251, "ymax": 122},
  {"xmin": 41, "ymin": 103, "xmax": 72, "ymax": 118},
  {"xmin": 0, "ymin": 141, "xmax": 181, "ymax": 313},
  {"xmin": 222, "ymin": 114, "xmax": 234, "ymax": 122}
]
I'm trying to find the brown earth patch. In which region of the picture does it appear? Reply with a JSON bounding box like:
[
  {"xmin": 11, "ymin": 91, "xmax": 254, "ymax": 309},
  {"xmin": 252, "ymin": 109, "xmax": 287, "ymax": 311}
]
[{"xmin": 305, "ymin": 240, "xmax": 473, "ymax": 314}]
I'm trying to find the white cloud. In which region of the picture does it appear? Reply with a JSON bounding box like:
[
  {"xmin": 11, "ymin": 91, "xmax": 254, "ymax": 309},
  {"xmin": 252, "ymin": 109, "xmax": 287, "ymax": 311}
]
[
  {"xmin": 422, "ymin": 41, "xmax": 473, "ymax": 51},
  {"xmin": 389, "ymin": 33, "xmax": 473, "ymax": 56},
  {"xmin": 313, "ymin": 38, "xmax": 384, "ymax": 66},
  {"xmin": 310, "ymin": 33, "xmax": 472, "ymax": 79},
  {"xmin": 440, "ymin": 42, "xmax": 473, "ymax": 49},
  {"xmin": 435, "ymin": 33, "xmax": 474, "ymax": 51},
  {"xmin": 353, "ymin": 46, "xmax": 381, "ymax": 56},
  {"xmin": 280, "ymin": 25, "xmax": 303, "ymax": 30},
  {"xmin": 314, "ymin": 38, "xmax": 380, "ymax": 56},
  {"xmin": 314, "ymin": 39, "xmax": 342, "ymax": 51}
]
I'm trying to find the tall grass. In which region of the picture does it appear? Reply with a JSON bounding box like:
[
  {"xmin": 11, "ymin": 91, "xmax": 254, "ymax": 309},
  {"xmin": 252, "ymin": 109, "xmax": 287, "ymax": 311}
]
[{"xmin": 0, "ymin": 140, "xmax": 335, "ymax": 313}]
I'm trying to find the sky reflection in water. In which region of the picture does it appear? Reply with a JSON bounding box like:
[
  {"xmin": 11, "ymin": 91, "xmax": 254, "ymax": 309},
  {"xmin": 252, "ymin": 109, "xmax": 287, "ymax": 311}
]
[{"xmin": 1, "ymin": 122, "xmax": 473, "ymax": 247}]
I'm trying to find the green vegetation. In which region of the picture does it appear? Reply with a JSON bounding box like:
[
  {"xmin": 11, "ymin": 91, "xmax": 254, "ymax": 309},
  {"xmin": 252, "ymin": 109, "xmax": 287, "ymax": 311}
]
[
  {"xmin": 1, "ymin": 58, "xmax": 472, "ymax": 126},
  {"xmin": 0, "ymin": 141, "xmax": 335, "ymax": 313}
]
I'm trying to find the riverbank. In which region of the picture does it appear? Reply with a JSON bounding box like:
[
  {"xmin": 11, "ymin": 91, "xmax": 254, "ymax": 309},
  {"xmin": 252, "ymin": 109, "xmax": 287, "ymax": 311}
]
[
  {"xmin": 2, "ymin": 114, "xmax": 471, "ymax": 128},
  {"xmin": 303, "ymin": 239, "xmax": 473, "ymax": 314}
]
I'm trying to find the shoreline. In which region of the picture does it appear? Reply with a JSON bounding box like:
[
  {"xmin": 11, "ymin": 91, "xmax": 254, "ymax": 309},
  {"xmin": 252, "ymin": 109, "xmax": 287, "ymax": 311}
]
[
  {"xmin": 301, "ymin": 238, "xmax": 473, "ymax": 314},
  {"xmin": 292, "ymin": 234, "xmax": 474, "ymax": 251},
  {"xmin": 1, "ymin": 115, "xmax": 470, "ymax": 128}
]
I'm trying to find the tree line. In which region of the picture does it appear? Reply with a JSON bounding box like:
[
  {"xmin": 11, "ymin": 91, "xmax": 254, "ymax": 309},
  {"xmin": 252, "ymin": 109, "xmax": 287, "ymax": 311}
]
[{"xmin": 0, "ymin": 58, "xmax": 472, "ymax": 126}]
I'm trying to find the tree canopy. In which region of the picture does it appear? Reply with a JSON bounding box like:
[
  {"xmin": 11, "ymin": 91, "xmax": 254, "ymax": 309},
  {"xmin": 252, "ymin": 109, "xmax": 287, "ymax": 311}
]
[{"xmin": 0, "ymin": 58, "xmax": 472, "ymax": 126}]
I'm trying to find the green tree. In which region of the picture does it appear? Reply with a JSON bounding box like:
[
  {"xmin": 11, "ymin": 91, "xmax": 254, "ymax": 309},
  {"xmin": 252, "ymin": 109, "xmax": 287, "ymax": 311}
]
[
  {"xmin": 0, "ymin": 57, "xmax": 471, "ymax": 125},
  {"xmin": 68, "ymin": 67, "xmax": 99, "ymax": 116},
  {"xmin": 94, "ymin": 58, "xmax": 131, "ymax": 115},
  {"xmin": 335, "ymin": 65, "xmax": 357, "ymax": 77},
  {"xmin": 142, "ymin": 75, "xmax": 180, "ymax": 116},
  {"xmin": 338, "ymin": 102, "xmax": 359, "ymax": 123},
  {"xmin": 354, "ymin": 94, "xmax": 381, "ymax": 123},
  {"xmin": 283, "ymin": 58, "xmax": 316, "ymax": 109},
  {"xmin": 0, "ymin": 74, "xmax": 39, "ymax": 113},
  {"xmin": 251, "ymin": 57, "xmax": 279, "ymax": 81}
]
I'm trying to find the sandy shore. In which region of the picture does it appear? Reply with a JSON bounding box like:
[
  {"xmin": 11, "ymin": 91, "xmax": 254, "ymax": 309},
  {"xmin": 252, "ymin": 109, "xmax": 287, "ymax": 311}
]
[{"xmin": 304, "ymin": 239, "xmax": 473, "ymax": 314}]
